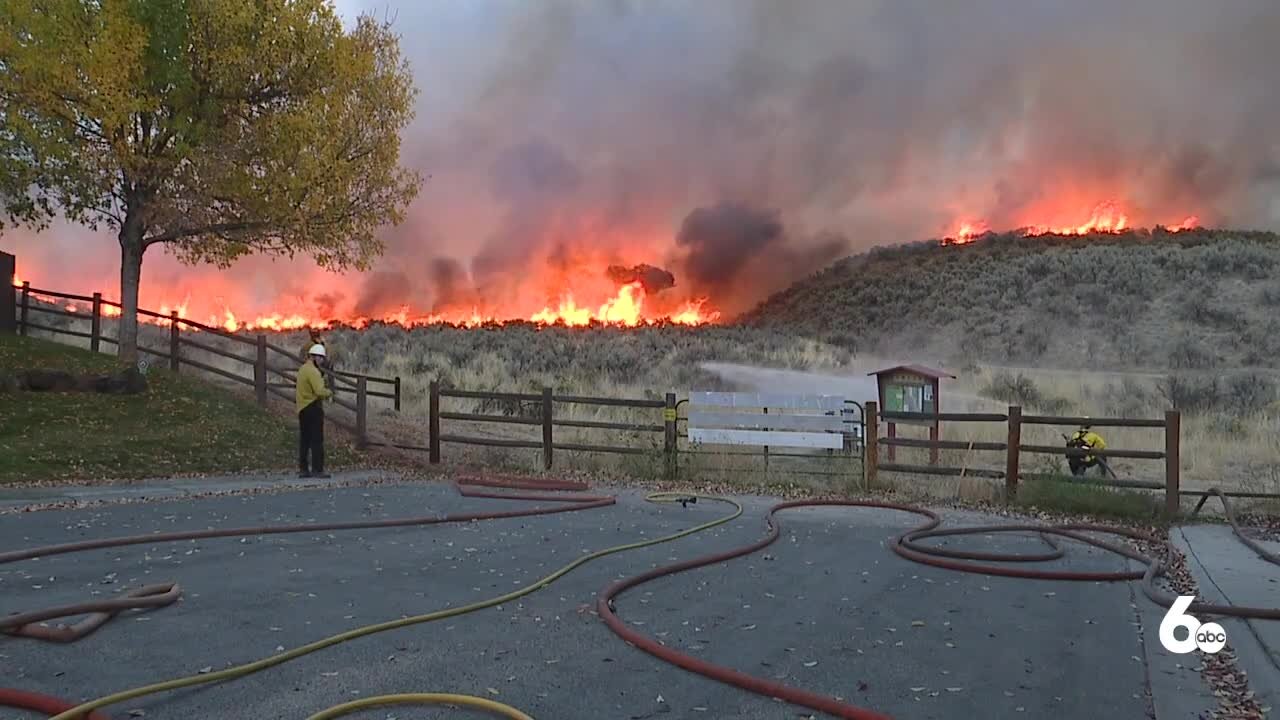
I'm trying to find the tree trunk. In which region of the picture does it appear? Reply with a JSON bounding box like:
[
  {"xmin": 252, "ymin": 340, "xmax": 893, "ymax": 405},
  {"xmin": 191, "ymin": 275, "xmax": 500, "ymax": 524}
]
[{"xmin": 117, "ymin": 220, "xmax": 145, "ymax": 365}]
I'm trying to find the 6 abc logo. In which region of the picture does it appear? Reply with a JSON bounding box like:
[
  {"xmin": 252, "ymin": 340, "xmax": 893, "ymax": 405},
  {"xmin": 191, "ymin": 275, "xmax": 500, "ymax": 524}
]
[{"xmin": 1159, "ymin": 596, "xmax": 1226, "ymax": 654}]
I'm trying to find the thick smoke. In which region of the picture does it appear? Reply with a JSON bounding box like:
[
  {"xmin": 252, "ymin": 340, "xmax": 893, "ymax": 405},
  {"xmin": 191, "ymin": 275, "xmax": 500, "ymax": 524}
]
[
  {"xmin": 672, "ymin": 204, "xmax": 844, "ymax": 313},
  {"xmin": 7, "ymin": 0, "xmax": 1280, "ymax": 321},
  {"xmin": 606, "ymin": 264, "xmax": 675, "ymax": 293},
  {"xmin": 353, "ymin": 0, "xmax": 1280, "ymax": 317}
]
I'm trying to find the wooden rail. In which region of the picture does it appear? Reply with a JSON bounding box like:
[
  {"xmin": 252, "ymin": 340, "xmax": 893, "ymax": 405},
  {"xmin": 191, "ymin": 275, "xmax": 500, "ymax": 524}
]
[
  {"xmin": 429, "ymin": 382, "xmax": 676, "ymax": 474},
  {"xmin": 865, "ymin": 401, "xmax": 1184, "ymax": 518},
  {"xmin": 12, "ymin": 282, "xmax": 401, "ymax": 447}
]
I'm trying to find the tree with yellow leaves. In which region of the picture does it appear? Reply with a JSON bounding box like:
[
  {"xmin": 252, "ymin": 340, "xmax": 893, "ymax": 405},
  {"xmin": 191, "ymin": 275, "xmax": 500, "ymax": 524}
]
[{"xmin": 0, "ymin": 0, "xmax": 422, "ymax": 362}]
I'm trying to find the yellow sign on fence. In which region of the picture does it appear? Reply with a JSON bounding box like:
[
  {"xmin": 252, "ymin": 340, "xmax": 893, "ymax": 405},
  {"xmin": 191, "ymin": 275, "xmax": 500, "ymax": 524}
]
[{"xmin": 663, "ymin": 408, "xmax": 677, "ymax": 422}]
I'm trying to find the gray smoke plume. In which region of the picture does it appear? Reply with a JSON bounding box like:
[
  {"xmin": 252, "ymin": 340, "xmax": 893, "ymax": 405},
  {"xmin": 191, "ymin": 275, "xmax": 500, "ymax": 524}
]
[
  {"xmin": 10, "ymin": 0, "xmax": 1280, "ymax": 322},
  {"xmin": 342, "ymin": 0, "xmax": 1280, "ymax": 318},
  {"xmin": 606, "ymin": 263, "xmax": 675, "ymax": 293},
  {"xmin": 673, "ymin": 203, "xmax": 846, "ymax": 312},
  {"xmin": 354, "ymin": 270, "xmax": 412, "ymax": 317}
]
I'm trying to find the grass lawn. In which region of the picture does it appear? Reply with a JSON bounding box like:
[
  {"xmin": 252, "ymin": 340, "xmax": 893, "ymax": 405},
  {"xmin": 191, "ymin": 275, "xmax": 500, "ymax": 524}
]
[
  {"xmin": 1014, "ymin": 474, "xmax": 1164, "ymax": 521},
  {"xmin": 0, "ymin": 333, "xmax": 355, "ymax": 484}
]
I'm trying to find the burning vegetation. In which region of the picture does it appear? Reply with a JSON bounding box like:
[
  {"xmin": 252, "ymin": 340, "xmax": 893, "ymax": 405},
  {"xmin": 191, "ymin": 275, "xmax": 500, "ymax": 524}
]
[
  {"xmin": 12, "ymin": 262, "xmax": 721, "ymax": 332},
  {"xmin": 4, "ymin": 202, "xmax": 1224, "ymax": 334},
  {"xmin": 943, "ymin": 201, "xmax": 1202, "ymax": 245}
]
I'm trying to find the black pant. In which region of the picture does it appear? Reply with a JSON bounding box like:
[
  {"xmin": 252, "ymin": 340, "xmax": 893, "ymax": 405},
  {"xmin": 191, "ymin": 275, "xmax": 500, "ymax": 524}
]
[
  {"xmin": 299, "ymin": 400, "xmax": 324, "ymax": 474},
  {"xmin": 1069, "ymin": 456, "xmax": 1104, "ymax": 477}
]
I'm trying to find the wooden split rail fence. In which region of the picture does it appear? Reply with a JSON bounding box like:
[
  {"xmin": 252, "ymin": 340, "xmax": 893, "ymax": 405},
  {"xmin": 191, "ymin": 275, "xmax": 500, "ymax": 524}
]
[
  {"xmin": 420, "ymin": 381, "xmax": 677, "ymax": 472},
  {"xmin": 12, "ymin": 282, "xmax": 400, "ymax": 444},
  {"xmin": 417, "ymin": 384, "xmax": 865, "ymax": 482},
  {"xmin": 865, "ymin": 402, "xmax": 1190, "ymax": 516}
]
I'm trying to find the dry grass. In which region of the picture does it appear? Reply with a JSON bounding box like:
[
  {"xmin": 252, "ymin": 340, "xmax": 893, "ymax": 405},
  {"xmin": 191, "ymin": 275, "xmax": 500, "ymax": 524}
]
[
  {"xmin": 856, "ymin": 356, "xmax": 1280, "ymax": 512},
  {"xmin": 18, "ymin": 292, "xmax": 1280, "ymax": 514},
  {"xmin": 744, "ymin": 228, "xmax": 1280, "ymax": 371}
]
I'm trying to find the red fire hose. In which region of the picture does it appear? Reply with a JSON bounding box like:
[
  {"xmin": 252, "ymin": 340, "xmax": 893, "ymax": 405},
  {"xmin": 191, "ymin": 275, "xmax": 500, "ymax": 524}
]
[
  {"xmin": 3, "ymin": 480, "xmax": 1276, "ymax": 720},
  {"xmin": 0, "ymin": 475, "xmax": 611, "ymax": 642},
  {"xmin": 0, "ymin": 689, "xmax": 112, "ymax": 720},
  {"xmin": 0, "ymin": 475, "xmax": 616, "ymax": 719},
  {"xmin": 598, "ymin": 492, "xmax": 1280, "ymax": 720}
]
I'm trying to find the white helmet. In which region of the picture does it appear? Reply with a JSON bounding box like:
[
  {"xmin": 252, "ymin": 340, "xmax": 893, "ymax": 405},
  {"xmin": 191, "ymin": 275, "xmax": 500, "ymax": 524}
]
[{"xmin": 308, "ymin": 344, "xmax": 326, "ymax": 357}]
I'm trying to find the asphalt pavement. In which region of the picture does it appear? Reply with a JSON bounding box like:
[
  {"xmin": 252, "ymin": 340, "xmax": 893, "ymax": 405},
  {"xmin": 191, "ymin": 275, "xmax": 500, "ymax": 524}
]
[
  {"xmin": 1, "ymin": 478, "xmax": 1219, "ymax": 719},
  {"xmin": 1173, "ymin": 524, "xmax": 1280, "ymax": 711}
]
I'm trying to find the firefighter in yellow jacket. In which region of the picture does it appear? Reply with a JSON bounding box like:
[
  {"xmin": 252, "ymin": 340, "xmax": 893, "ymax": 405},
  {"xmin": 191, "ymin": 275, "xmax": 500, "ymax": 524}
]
[
  {"xmin": 296, "ymin": 344, "xmax": 333, "ymax": 478},
  {"xmin": 1067, "ymin": 422, "xmax": 1107, "ymax": 477}
]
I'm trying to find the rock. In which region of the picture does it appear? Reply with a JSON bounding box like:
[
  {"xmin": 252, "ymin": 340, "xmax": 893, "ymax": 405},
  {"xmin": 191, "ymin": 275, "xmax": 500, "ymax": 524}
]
[
  {"xmin": 92, "ymin": 367, "xmax": 147, "ymax": 395},
  {"xmin": 23, "ymin": 369, "xmax": 78, "ymax": 392},
  {"xmin": 12, "ymin": 367, "xmax": 147, "ymax": 394}
]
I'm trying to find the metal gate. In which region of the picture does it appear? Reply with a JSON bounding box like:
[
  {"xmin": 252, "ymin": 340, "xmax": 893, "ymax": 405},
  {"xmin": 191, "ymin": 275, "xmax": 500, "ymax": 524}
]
[{"xmin": 672, "ymin": 392, "xmax": 866, "ymax": 483}]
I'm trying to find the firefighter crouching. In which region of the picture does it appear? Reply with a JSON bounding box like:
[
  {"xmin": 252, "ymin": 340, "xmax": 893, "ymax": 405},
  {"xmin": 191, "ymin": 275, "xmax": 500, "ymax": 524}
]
[{"xmin": 1066, "ymin": 422, "xmax": 1107, "ymax": 477}]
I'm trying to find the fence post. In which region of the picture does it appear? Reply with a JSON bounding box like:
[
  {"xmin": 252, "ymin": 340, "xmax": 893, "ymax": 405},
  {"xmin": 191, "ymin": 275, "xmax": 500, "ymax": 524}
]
[
  {"xmin": 90, "ymin": 293, "xmax": 102, "ymax": 353},
  {"xmin": 0, "ymin": 252, "xmax": 14, "ymax": 335},
  {"xmin": 254, "ymin": 335, "xmax": 268, "ymax": 405},
  {"xmin": 168, "ymin": 311, "xmax": 180, "ymax": 371},
  {"xmin": 928, "ymin": 423, "xmax": 939, "ymax": 466},
  {"xmin": 394, "ymin": 376, "xmax": 402, "ymax": 412},
  {"xmin": 19, "ymin": 281, "xmax": 29, "ymax": 336},
  {"xmin": 428, "ymin": 380, "xmax": 441, "ymax": 464},
  {"xmin": 541, "ymin": 387, "xmax": 554, "ymax": 470},
  {"xmin": 356, "ymin": 377, "xmax": 368, "ymax": 450},
  {"xmin": 1006, "ymin": 405, "xmax": 1022, "ymax": 501},
  {"xmin": 663, "ymin": 392, "xmax": 677, "ymax": 480},
  {"xmin": 865, "ymin": 401, "xmax": 879, "ymax": 489},
  {"xmin": 1165, "ymin": 410, "xmax": 1181, "ymax": 519}
]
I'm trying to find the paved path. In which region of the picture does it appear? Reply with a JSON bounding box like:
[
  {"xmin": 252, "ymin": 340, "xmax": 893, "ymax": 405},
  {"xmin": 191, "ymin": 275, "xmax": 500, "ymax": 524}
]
[
  {"xmin": 1173, "ymin": 524, "xmax": 1280, "ymax": 710},
  {"xmin": 1, "ymin": 478, "xmax": 1218, "ymax": 719},
  {"xmin": 0, "ymin": 470, "xmax": 398, "ymax": 511}
]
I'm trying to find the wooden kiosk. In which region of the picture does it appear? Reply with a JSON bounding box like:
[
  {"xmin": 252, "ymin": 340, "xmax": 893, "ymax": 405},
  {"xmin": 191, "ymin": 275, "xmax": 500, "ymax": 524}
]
[{"xmin": 868, "ymin": 364, "xmax": 955, "ymax": 465}]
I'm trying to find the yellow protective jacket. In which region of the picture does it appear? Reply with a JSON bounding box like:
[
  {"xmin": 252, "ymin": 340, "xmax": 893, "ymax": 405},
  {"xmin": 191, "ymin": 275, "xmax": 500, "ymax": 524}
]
[
  {"xmin": 1069, "ymin": 429, "xmax": 1106, "ymax": 460},
  {"xmin": 296, "ymin": 360, "xmax": 333, "ymax": 412}
]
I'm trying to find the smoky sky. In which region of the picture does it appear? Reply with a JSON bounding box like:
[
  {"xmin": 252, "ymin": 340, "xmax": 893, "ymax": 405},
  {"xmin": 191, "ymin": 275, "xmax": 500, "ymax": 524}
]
[
  {"xmin": 8, "ymin": 0, "xmax": 1280, "ymax": 319},
  {"xmin": 332, "ymin": 0, "xmax": 1280, "ymax": 316}
]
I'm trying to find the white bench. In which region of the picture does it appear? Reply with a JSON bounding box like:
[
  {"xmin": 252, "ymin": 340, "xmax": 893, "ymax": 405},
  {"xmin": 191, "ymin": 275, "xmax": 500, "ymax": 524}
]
[{"xmin": 686, "ymin": 392, "xmax": 853, "ymax": 450}]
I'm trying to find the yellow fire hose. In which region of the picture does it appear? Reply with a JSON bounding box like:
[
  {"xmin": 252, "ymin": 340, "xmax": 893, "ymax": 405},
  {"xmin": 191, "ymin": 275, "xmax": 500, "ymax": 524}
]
[
  {"xmin": 44, "ymin": 492, "xmax": 743, "ymax": 720},
  {"xmin": 305, "ymin": 693, "xmax": 534, "ymax": 720}
]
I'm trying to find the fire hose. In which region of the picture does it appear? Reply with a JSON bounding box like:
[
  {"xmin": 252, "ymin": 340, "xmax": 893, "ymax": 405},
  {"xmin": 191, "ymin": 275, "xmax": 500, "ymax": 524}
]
[
  {"xmin": 2, "ymin": 479, "xmax": 1277, "ymax": 720},
  {"xmin": 0, "ymin": 477, "xmax": 740, "ymax": 720}
]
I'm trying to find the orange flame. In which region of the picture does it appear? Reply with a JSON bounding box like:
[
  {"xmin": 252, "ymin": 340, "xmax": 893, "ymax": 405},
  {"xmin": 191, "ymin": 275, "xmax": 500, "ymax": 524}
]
[
  {"xmin": 77, "ymin": 278, "xmax": 723, "ymax": 333},
  {"xmin": 943, "ymin": 201, "xmax": 1200, "ymax": 246}
]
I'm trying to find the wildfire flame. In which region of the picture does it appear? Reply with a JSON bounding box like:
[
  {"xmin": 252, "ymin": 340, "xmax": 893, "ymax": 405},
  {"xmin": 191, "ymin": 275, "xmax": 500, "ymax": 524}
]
[
  {"xmin": 944, "ymin": 201, "xmax": 1200, "ymax": 246},
  {"xmin": 19, "ymin": 274, "xmax": 722, "ymax": 333}
]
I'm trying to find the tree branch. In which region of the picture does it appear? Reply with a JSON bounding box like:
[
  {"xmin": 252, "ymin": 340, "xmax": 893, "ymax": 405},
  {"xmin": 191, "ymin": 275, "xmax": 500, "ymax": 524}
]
[{"xmin": 144, "ymin": 220, "xmax": 271, "ymax": 245}]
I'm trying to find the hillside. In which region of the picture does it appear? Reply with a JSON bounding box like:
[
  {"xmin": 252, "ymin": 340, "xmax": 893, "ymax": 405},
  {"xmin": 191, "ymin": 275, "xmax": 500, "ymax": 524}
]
[
  {"xmin": 742, "ymin": 228, "xmax": 1280, "ymax": 372},
  {"xmin": 0, "ymin": 334, "xmax": 352, "ymax": 483}
]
